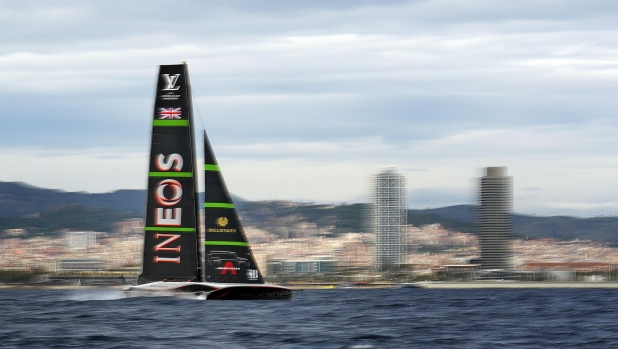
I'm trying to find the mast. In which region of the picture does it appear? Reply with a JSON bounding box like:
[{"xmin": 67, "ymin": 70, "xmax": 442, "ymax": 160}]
[
  {"xmin": 203, "ymin": 131, "xmax": 265, "ymax": 284},
  {"xmin": 184, "ymin": 65, "xmax": 203, "ymax": 282},
  {"xmin": 138, "ymin": 63, "xmax": 201, "ymax": 284}
]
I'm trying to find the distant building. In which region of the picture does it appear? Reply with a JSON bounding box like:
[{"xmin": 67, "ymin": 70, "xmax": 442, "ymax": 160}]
[
  {"xmin": 114, "ymin": 218, "xmax": 144, "ymax": 236},
  {"xmin": 374, "ymin": 166, "xmax": 407, "ymax": 270},
  {"xmin": 269, "ymin": 256, "xmax": 338, "ymax": 274},
  {"xmin": 2, "ymin": 229, "xmax": 27, "ymax": 238},
  {"xmin": 66, "ymin": 231, "xmax": 97, "ymax": 250},
  {"xmin": 253, "ymin": 253, "xmax": 269, "ymax": 277},
  {"xmin": 479, "ymin": 167, "xmax": 513, "ymax": 270},
  {"xmin": 51, "ymin": 258, "xmax": 104, "ymax": 272},
  {"xmin": 290, "ymin": 222, "xmax": 318, "ymax": 239}
]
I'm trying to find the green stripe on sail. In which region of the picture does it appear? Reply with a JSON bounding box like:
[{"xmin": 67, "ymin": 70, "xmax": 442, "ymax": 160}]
[
  {"xmin": 153, "ymin": 120, "xmax": 189, "ymax": 126},
  {"xmin": 145, "ymin": 227, "xmax": 196, "ymax": 232},
  {"xmin": 148, "ymin": 172, "xmax": 193, "ymax": 177},
  {"xmin": 204, "ymin": 241, "xmax": 250, "ymax": 247},
  {"xmin": 204, "ymin": 202, "xmax": 235, "ymax": 208},
  {"xmin": 204, "ymin": 164, "xmax": 220, "ymax": 171}
]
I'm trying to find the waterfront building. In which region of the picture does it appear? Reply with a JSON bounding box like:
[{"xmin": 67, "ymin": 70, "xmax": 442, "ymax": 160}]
[
  {"xmin": 374, "ymin": 166, "xmax": 407, "ymax": 270},
  {"xmin": 50, "ymin": 258, "xmax": 104, "ymax": 272},
  {"xmin": 66, "ymin": 231, "xmax": 98, "ymax": 250},
  {"xmin": 479, "ymin": 166, "xmax": 514, "ymax": 270},
  {"xmin": 268, "ymin": 256, "xmax": 338, "ymax": 274}
]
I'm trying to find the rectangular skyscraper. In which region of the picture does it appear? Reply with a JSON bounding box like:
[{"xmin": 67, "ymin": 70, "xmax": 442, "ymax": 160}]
[
  {"xmin": 479, "ymin": 166, "xmax": 513, "ymax": 270},
  {"xmin": 374, "ymin": 166, "xmax": 407, "ymax": 271}
]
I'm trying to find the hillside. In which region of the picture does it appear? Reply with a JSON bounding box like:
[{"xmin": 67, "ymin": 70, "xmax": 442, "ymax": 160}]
[
  {"xmin": 237, "ymin": 201, "xmax": 371, "ymax": 236},
  {"xmin": 0, "ymin": 204, "xmax": 140, "ymax": 236},
  {"xmin": 408, "ymin": 206, "xmax": 477, "ymax": 234},
  {"xmin": 2, "ymin": 181, "xmax": 618, "ymax": 245},
  {"xmin": 0, "ymin": 181, "xmax": 145, "ymax": 216},
  {"xmin": 0, "ymin": 181, "xmax": 247, "ymax": 217},
  {"xmin": 417, "ymin": 205, "xmax": 618, "ymax": 245}
]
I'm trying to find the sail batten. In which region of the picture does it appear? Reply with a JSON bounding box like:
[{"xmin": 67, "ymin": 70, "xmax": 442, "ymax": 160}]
[
  {"xmin": 204, "ymin": 164, "xmax": 220, "ymax": 171},
  {"xmin": 148, "ymin": 172, "xmax": 193, "ymax": 177},
  {"xmin": 152, "ymin": 120, "xmax": 189, "ymax": 126},
  {"xmin": 204, "ymin": 202, "xmax": 235, "ymax": 208},
  {"xmin": 144, "ymin": 227, "xmax": 196, "ymax": 232},
  {"xmin": 204, "ymin": 241, "xmax": 250, "ymax": 246}
]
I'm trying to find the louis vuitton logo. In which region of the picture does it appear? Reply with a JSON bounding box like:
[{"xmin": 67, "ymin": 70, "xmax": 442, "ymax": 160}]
[{"xmin": 160, "ymin": 74, "xmax": 181, "ymax": 91}]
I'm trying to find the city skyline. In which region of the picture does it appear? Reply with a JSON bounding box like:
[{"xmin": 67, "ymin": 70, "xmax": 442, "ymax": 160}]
[{"xmin": 1, "ymin": 2, "xmax": 618, "ymax": 217}]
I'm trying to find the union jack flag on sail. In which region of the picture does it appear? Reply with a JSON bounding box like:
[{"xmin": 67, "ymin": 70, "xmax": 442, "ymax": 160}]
[{"xmin": 158, "ymin": 107, "xmax": 182, "ymax": 119}]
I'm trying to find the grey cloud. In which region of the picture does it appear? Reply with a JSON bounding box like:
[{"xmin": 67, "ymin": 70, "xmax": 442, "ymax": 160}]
[
  {"xmin": 1, "ymin": 1, "xmax": 617, "ymax": 216},
  {"xmin": 3, "ymin": 1, "xmax": 618, "ymax": 50}
]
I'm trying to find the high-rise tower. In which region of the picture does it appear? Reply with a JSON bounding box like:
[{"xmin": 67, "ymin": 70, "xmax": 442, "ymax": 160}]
[
  {"xmin": 479, "ymin": 166, "xmax": 513, "ymax": 270},
  {"xmin": 374, "ymin": 166, "xmax": 407, "ymax": 270}
]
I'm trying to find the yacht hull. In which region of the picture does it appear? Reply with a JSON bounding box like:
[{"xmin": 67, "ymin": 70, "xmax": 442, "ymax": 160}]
[{"xmin": 124, "ymin": 281, "xmax": 292, "ymax": 300}]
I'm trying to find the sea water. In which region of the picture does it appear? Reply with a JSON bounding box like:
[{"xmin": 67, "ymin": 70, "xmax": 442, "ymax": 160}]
[{"xmin": 0, "ymin": 288, "xmax": 616, "ymax": 348}]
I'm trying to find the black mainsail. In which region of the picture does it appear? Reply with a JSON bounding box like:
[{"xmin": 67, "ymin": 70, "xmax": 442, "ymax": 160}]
[
  {"xmin": 138, "ymin": 64, "xmax": 201, "ymax": 284},
  {"xmin": 203, "ymin": 131, "xmax": 264, "ymax": 284}
]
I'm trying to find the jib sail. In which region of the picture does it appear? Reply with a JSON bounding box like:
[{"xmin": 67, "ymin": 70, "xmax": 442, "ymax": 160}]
[
  {"xmin": 203, "ymin": 131, "xmax": 264, "ymax": 284},
  {"xmin": 138, "ymin": 64, "xmax": 201, "ymax": 284}
]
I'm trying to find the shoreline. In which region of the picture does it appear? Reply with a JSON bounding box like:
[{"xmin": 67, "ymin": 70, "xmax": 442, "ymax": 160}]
[
  {"xmin": 290, "ymin": 281, "xmax": 618, "ymax": 290},
  {"xmin": 4, "ymin": 281, "xmax": 618, "ymax": 291},
  {"xmin": 417, "ymin": 281, "xmax": 618, "ymax": 289}
]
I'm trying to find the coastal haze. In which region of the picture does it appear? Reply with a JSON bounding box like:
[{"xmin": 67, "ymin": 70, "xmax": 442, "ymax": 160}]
[{"xmin": 1, "ymin": 1, "xmax": 618, "ymax": 217}]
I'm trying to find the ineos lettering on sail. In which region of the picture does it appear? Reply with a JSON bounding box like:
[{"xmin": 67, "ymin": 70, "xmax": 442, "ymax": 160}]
[
  {"xmin": 156, "ymin": 154, "xmax": 183, "ymax": 171},
  {"xmin": 154, "ymin": 233, "xmax": 181, "ymax": 256},
  {"xmin": 154, "ymin": 176, "xmax": 182, "ymax": 227},
  {"xmin": 154, "ymin": 256, "xmax": 181, "ymax": 264},
  {"xmin": 153, "ymin": 155, "xmax": 183, "ymax": 262},
  {"xmin": 154, "ymin": 233, "xmax": 182, "ymax": 264}
]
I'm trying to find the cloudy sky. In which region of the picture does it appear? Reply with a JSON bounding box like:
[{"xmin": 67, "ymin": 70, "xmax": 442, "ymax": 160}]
[{"xmin": 1, "ymin": 1, "xmax": 617, "ymax": 217}]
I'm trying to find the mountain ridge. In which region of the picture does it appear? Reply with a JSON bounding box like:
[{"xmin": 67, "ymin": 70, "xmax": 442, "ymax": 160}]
[{"xmin": 2, "ymin": 181, "xmax": 617, "ymax": 245}]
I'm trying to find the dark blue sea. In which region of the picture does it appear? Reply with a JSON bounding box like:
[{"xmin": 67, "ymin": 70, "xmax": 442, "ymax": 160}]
[{"xmin": 1, "ymin": 288, "xmax": 617, "ymax": 348}]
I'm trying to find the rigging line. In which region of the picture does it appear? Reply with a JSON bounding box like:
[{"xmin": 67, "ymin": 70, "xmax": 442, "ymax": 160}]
[{"xmin": 192, "ymin": 91, "xmax": 206, "ymax": 131}]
